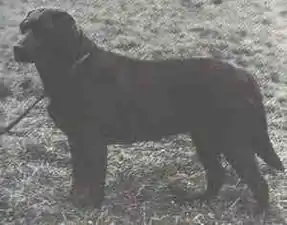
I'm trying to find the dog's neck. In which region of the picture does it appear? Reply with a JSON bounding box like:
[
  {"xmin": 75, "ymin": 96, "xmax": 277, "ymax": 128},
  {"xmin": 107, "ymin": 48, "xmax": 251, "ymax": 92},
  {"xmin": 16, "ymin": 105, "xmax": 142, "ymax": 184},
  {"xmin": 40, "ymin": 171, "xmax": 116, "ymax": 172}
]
[
  {"xmin": 72, "ymin": 29, "xmax": 122, "ymax": 73},
  {"xmin": 72, "ymin": 29, "xmax": 94, "ymax": 64},
  {"xmin": 34, "ymin": 27, "xmax": 118, "ymax": 101}
]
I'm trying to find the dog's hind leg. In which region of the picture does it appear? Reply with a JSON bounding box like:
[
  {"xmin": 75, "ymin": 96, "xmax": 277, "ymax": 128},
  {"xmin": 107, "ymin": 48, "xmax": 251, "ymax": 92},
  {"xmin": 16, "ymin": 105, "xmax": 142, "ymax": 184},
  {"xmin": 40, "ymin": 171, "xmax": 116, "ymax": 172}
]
[
  {"xmin": 193, "ymin": 146, "xmax": 225, "ymax": 202},
  {"xmin": 183, "ymin": 132, "xmax": 225, "ymax": 203},
  {"xmin": 224, "ymin": 146, "xmax": 269, "ymax": 210}
]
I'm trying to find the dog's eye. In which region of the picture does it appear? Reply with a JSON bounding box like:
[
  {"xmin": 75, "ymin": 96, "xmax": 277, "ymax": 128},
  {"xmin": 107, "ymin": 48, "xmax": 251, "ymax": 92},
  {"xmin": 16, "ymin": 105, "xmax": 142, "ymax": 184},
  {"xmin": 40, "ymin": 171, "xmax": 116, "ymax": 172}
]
[{"xmin": 20, "ymin": 20, "xmax": 31, "ymax": 34}]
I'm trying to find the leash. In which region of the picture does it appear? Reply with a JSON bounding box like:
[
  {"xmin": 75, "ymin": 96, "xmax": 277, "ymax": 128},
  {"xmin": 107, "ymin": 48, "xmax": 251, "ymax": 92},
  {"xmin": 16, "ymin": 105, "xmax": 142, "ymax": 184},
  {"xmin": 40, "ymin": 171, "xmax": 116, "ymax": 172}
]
[{"xmin": 0, "ymin": 94, "xmax": 45, "ymax": 136}]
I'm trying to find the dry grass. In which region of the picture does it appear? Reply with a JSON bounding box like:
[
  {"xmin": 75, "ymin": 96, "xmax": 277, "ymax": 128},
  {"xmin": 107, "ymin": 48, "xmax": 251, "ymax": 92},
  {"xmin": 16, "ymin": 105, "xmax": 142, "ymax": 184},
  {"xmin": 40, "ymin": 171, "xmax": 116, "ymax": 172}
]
[{"xmin": 0, "ymin": 0, "xmax": 287, "ymax": 224}]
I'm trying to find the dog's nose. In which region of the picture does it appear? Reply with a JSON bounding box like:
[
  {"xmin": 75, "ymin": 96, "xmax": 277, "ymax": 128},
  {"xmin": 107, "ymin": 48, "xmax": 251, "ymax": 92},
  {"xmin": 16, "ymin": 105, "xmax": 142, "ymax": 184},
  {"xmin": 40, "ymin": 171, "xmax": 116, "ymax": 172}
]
[{"xmin": 13, "ymin": 45, "xmax": 28, "ymax": 62}]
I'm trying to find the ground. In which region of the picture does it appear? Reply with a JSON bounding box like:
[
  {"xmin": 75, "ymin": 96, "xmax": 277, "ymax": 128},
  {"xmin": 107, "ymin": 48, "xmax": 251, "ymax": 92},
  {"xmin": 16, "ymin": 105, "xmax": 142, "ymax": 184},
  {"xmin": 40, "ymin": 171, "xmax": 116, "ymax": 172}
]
[{"xmin": 0, "ymin": 0, "xmax": 286, "ymax": 224}]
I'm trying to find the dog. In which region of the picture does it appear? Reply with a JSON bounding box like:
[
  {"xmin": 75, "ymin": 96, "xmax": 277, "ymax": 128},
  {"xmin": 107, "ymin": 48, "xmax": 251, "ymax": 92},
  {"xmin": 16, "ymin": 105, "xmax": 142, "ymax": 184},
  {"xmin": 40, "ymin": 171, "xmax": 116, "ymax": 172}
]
[{"xmin": 13, "ymin": 8, "xmax": 284, "ymax": 210}]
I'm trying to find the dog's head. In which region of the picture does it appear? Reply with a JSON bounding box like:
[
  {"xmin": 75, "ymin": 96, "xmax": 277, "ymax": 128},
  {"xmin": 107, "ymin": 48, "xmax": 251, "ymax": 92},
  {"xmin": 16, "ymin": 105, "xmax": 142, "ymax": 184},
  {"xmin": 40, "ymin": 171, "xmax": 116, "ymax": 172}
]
[{"xmin": 13, "ymin": 8, "xmax": 79, "ymax": 63}]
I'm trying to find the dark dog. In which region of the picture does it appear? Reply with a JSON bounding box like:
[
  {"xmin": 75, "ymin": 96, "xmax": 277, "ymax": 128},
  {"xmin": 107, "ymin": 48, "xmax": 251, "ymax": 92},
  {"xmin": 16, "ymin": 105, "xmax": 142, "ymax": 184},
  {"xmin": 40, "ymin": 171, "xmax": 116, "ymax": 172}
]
[{"xmin": 13, "ymin": 8, "xmax": 284, "ymax": 210}]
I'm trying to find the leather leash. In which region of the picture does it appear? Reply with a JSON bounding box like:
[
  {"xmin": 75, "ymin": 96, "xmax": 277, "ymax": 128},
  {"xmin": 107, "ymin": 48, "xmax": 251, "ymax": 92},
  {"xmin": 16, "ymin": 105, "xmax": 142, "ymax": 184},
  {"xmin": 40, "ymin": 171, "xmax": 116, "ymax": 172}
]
[{"xmin": 0, "ymin": 94, "xmax": 45, "ymax": 136}]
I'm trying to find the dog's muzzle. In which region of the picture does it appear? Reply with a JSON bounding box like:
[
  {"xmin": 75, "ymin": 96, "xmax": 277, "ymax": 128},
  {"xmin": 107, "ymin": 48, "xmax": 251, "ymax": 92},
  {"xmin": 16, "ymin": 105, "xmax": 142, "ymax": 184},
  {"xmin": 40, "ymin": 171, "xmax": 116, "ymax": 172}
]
[
  {"xmin": 13, "ymin": 30, "xmax": 38, "ymax": 63},
  {"xmin": 13, "ymin": 45, "xmax": 32, "ymax": 62}
]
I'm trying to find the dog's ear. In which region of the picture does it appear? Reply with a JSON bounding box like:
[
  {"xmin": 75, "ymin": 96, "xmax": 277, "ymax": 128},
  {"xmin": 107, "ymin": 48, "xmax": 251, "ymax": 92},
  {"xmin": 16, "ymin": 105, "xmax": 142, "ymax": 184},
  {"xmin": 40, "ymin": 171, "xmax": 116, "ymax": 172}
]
[{"xmin": 40, "ymin": 10, "xmax": 56, "ymax": 30}]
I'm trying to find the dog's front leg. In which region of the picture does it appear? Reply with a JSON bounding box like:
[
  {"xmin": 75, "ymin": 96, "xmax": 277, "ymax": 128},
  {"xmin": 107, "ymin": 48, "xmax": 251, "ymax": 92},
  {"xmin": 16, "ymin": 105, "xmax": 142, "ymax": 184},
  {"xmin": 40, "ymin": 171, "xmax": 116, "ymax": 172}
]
[{"xmin": 68, "ymin": 126, "xmax": 107, "ymax": 208}]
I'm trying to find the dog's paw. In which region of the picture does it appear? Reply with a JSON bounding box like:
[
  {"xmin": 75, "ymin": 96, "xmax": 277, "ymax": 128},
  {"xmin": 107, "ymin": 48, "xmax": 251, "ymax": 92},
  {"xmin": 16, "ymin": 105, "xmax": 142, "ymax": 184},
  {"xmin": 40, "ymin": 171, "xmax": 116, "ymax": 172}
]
[{"xmin": 70, "ymin": 182, "xmax": 104, "ymax": 208}]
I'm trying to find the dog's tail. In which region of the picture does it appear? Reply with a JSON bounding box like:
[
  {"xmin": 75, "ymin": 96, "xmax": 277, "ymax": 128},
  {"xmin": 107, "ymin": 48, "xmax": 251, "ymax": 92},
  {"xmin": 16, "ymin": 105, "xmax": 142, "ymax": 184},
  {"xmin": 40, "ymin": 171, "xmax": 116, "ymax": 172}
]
[
  {"xmin": 245, "ymin": 75, "xmax": 285, "ymax": 171},
  {"xmin": 254, "ymin": 132, "xmax": 285, "ymax": 171},
  {"xmin": 252, "ymin": 106, "xmax": 285, "ymax": 171}
]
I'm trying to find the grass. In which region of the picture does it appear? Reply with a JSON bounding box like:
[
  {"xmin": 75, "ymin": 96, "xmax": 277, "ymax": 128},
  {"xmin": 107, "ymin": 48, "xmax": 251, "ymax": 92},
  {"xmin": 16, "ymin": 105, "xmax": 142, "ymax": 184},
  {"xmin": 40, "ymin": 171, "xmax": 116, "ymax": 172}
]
[{"xmin": 0, "ymin": 0, "xmax": 287, "ymax": 224}]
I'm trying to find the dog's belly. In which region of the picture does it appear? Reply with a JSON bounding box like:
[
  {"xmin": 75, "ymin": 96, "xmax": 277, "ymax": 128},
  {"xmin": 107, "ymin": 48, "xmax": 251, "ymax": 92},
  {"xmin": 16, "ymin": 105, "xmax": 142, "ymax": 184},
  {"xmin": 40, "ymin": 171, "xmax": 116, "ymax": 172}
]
[
  {"xmin": 102, "ymin": 96, "xmax": 200, "ymax": 144},
  {"xmin": 103, "ymin": 113, "xmax": 192, "ymax": 144}
]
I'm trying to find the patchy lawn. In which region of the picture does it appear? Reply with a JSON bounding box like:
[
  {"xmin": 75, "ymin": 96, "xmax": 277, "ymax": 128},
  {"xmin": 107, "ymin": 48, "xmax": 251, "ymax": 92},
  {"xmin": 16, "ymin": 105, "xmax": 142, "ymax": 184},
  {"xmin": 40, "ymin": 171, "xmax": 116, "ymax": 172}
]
[{"xmin": 0, "ymin": 0, "xmax": 286, "ymax": 224}]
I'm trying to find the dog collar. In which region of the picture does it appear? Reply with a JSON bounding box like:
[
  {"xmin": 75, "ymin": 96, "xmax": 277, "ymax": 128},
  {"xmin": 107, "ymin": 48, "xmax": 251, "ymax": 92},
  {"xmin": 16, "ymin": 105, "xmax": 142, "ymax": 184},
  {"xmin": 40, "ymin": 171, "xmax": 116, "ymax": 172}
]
[{"xmin": 71, "ymin": 52, "xmax": 92, "ymax": 72}]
